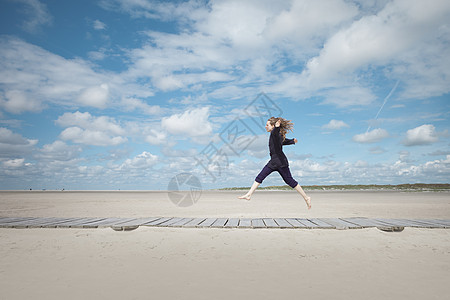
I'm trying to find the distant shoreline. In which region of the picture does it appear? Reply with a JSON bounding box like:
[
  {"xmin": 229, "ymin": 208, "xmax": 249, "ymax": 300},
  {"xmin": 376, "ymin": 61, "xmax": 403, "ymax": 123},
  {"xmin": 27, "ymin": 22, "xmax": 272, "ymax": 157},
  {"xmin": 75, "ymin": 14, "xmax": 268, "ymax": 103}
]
[
  {"xmin": 220, "ymin": 183, "xmax": 450, "ymax": 192},
  {"xmin": 0, "ymin": 183, "xmax": 449, "ymax": 192}
]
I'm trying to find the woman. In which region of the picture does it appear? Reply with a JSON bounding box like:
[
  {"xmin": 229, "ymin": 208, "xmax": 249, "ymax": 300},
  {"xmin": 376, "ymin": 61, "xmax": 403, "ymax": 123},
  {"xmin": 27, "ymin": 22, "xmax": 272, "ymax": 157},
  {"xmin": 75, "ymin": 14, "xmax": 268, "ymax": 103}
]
[{"xmin": 238, "ymin": 117, "xmax": 311, "ymax": 209}]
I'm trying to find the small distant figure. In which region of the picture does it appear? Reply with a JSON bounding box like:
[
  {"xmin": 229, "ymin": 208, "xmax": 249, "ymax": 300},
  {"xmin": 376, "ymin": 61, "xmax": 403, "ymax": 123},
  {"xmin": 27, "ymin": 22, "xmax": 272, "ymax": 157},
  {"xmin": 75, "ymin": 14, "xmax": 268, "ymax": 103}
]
[{"xmin": 238, "ymin": 117, "xmax": 311, "ymax": 209}]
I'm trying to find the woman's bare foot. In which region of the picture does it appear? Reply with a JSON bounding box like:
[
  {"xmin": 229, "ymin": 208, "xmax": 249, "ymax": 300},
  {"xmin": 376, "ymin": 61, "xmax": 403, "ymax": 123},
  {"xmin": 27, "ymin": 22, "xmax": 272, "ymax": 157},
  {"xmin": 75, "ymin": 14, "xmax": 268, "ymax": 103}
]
[
  {"xmin": 238, "ymin": 195, "xmax": 251, "ymax": 201},
  {"xmin": 304, "ymin": 196, "xmax": 311, "ymax": 209}
]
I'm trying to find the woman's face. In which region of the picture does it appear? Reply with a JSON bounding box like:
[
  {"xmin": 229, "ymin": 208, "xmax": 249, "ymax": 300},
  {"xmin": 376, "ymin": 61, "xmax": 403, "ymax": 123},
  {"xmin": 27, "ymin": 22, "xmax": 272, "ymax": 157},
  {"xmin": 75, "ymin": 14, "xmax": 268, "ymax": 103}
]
[{"xmin": 265, "ymin": 120, "xmax": 274, "ymax": 132}]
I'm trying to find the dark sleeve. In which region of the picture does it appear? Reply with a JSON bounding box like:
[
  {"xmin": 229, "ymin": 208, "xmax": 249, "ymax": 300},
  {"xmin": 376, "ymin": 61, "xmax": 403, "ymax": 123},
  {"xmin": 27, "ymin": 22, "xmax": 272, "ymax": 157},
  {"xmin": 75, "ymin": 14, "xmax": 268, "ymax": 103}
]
[{"xmin": 283, "ymin": 138, "xmax": 295, "ymax": 145}]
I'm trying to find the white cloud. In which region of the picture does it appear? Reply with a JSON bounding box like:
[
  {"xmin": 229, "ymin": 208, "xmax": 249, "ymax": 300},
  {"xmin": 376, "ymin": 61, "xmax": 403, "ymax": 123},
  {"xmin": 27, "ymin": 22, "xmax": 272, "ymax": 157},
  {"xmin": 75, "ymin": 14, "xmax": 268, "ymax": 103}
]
[
  {"xmin": 121, "ymin": 97, "xmax": 161, "ymax": 115},
  {"xmin": 15, "ymin": 0, "xmax": 53, "ymax": 33},
  {"xmin": 161, "ymin": 107, "xmax": 213, "ymax": 138},
  {"xmin": 119, "ymin": 151, "xmax": 158, "ymax": 170},
  {"xmin": 59, "ymin": 127, "xmax": 127, "ymax": 146},
  {"xmin": 352, "ymin": 128, "xmax": 389, "ymax": 143},
  {"xmin": 36, "ymin": 140, "xmax": 82, "ymax": 161},
  {"xmin": 0, "ymin": 127, "xmax": 38, "ymax": 158},
  {"xmin": 403, "ymin": 124, "xmax": 439, "ymax": 146},
  {"xmin": 0, "ymin": 90, "xmax": 42, "ymax": 114},
  {"xmin": 93, "ymin": 20, "xmax": 107, "ymax": 30},
  {"xmin": 77, "ymin": 84, "xmax": 109, "ymax": 108},
  {"xmin": 56, "ymin": 111, "xmax": 127, "ymax": 146},
  {"xmin": 322, "ymin": 119, "xmax": 349, "ymax": 130},
  {"xmin": 145, "ymin": 129, "xmax": 167, "ymax": 146},
  {"xmin": 2, "ymin": 158, "xmax": 25, "ymax": 168}
]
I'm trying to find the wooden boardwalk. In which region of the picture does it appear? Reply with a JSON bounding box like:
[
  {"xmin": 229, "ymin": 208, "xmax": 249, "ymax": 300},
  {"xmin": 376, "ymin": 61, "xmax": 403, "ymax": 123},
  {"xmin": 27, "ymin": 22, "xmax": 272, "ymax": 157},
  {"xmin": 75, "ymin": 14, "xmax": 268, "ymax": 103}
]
[{"xmin": 0, "ymin": 216, "xmax": 449, "ymax": 231}]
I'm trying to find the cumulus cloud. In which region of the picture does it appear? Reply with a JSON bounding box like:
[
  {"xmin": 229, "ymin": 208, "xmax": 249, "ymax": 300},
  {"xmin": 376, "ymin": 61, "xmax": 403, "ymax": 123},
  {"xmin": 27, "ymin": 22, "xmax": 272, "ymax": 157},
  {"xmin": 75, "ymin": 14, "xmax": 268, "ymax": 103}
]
[
  {"xmin": 77, "ymin": 84, "xmax": 109, "ymax": 108},
  {"xmin": 36, "ymin": 140, "xmax": 82, "ymax": 161},
  {"xmin": 0, "ymin": 127, "xmax": 38, "ymax": 158},
  {"xmin": 121, "ymin": 97, "xmax": 161, "ymax": 115},
  {"xmin": 145, "ymin": 129, "xmax": 167, "ymax": 146},
  {"xmin": 161, "ymin": 107, "xmax": 213, "ymax": 138},
  {"xmin": 403, "ymin": 124, "xmax": 439, "ymax": 146},
  {"xmin": 0, "ymin": 90, "xmax": 42, "ymax": 114},
  {"xmin": 119, "ymin": 151, "xmax": 158, "ymax": 170},
  {"xmin": 352, "ymin": 128, "xmax": 389, "ymax": 143},
  {"xmin": 56, "ymin": 111, "xmax": 127, "ymax": 146},
  {"xmin": 322, "ymin": 119, "xmax": 349, "ymax": 130}
]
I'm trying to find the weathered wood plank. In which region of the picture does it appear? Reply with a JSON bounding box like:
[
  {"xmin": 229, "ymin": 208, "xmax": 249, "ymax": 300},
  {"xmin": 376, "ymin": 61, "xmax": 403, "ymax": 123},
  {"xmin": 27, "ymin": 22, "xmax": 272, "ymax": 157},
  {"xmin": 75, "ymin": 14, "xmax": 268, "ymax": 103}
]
[
  {"xmin": 321, "ymin": 218, "xmax": 361, "ymax": 229},
  {"xmin": 274, "ymin": 218, "xmax": 293, "ymax": 228},
  {"xmin": 197, "ymin": 218, "xmax": 217, "ymax": 227},
  {"xmin": 83, "ymin": 218, "xmax": 133, "ymax": 228},
  {"xmin": 56, "ymin": 218, "xmax": 106, "ymax": 228},
  {"xmin": 401, "ymin": 219, "xmax": 446, "ymax": 228},
  {"xmin": 375, "ymin": 218, "xmax": 414, "ymax": 227},
  {"xmin": 144, "ymin": 217, "xmax": 173, "ymax": 226},
  {"xmin": 159, "ymin": 217, "xmax": 184, "ymax": 227},
  {"xmin": 182, "ymin": 218, "xmax": 206, "ymax": 227},
  {"xmin": 285, "ymin": 218, "xmax": 307, "ymax": 228},
  {"xmin": 29, "ymin": 217, "xmax": 79, "ymax": 228},
  {"xmin": 251, "ymin": 218, "xmax": 265, "ymax": 228},
  {"xmin": 308, "ymin": 218, "xmax": 335, "ymax": 228},
  {"xmin": 420, "ymin": 219, "xmax": 450, "ymax": 228},
  {"xmin": 224, "ymin": 218, "xmax": 239, "ymax": 228},
  {"xmin": 341, "ymin": 217, "xmax": 379, "ymax": 228},
  {"xmin": 211, "ymin": 218, "xmax": 228, "ymax": 228},
  {"xmin": 238, "ymin": 218, "xmax": 252, "ymax": 228},
  {"xmin": 263, "ymin": 218, "xmax": 279, "ymax": 228},
  {"xmin": 0, "ymin": 217, "xmax": 42, "ymax": 227},
  {"xmin": 167, "ymin": 218, "xmax": 194, "ymax": 227},
  {"xmin": 112, "ymin": 217, "xmax": 160, "ymax": 227},
  {"xmin": 295, "ymin": 218, "xmax": 320, "ymax": 228}
]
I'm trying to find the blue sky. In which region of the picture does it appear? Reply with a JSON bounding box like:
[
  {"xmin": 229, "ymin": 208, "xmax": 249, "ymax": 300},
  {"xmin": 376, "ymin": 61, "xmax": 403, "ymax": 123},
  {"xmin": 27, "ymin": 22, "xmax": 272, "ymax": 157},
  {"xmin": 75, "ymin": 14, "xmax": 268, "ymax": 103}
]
[{"xmin": 0, "ymin": 0, "xmax": 449, "ymax": 190}]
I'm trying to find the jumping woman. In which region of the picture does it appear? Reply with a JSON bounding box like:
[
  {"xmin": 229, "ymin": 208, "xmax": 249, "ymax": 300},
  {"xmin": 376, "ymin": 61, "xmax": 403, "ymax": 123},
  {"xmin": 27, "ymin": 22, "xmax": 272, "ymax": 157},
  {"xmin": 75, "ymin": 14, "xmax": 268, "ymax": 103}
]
[{"xmin": 238, "ymin": 117, "xmax": 311, "ymax": 209}]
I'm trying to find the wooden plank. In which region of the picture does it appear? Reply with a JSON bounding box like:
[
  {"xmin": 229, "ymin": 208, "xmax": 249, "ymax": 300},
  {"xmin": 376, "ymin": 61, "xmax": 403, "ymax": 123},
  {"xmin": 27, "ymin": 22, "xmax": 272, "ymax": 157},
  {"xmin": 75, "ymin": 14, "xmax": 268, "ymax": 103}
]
[
  {"xmin": 0, "ymin": 217, "xmax": 42, "ymax": 227},
  {"xmin": 285, "ymin": 218, "xmax": 307, "ymax": 228},
  {"xmin": 238, "ymin": 218, "xmax": 252, "ymax": 228},
  {"xmin": 251, "ymin": 218, "xmax": 265, "ymax": 228},
  {"xmin": 196, "ymin": 218, "xmax": 217, "ymax": 227},
  {"xmin": 321, "ymin": 218, "xmax": 361, "ymax": 229},
  {"xmin": 401, "ymin": 219, "xmax": 446, "ymax": 228},
  {"xmin": 274, "ymin": 218, "xmax": 293, "ymax": 228},
  {"xmin": 159, "ymin": 217, "xmax": 184, "ymax": 227},
  {"xmin": 56, "ymin": 218, "xmax": 106, "ymax": 228},
  {"xmin": 308, "ymin": 218, "xmax": 334, "ymax": 228},
  {"xmin": 111, "ymin": 217, "xmax": 160, "ymax": 227},
  {"xmin": 143, "ymin": 217, "xmax": 173, "ymax": 226},
  {"xmin": 263, "ymin": 218, "xmax": 279, "ymax": 228},
  {"xmin": 13, "ymin": 217, "xmax": 84, "ymax": 228},
  {"xmin": 182, "ymin": 218, "xmax": 206, "ymax": 228},
  {"xmin": 211, "ymin": 218, "xmax": 228, "ymax": 228},
  {"xmin": 375, "ymin": 218, "xmax": 415, "ymax": 227},
  {"xmin": 28, "ymin": 217, "xmax": 79, "ymax": 228},
  {"xmin": 341, "ymin": 217, "xmax": 379, "ymax": 228},
  {"xmin": 167, "ymin": 218, "xmax": 194, "ymax": 227},
  {"xmin": 295, "ymin": 218, "xmax": 320, "ymax": 228},
  {"xmin": 224, "ymin": 218, "xmax": 239, "ymax": 228},
  {"xmin": 82, "ymin": 218, "xmax": 133, "ymax": 228},
  {"xmin": 0, "ymin": 217, "xmax": 38, "ymax": 224},
  {"xmin": 420, "ymin": 219, "xmax": 450, "ymax": 227}
]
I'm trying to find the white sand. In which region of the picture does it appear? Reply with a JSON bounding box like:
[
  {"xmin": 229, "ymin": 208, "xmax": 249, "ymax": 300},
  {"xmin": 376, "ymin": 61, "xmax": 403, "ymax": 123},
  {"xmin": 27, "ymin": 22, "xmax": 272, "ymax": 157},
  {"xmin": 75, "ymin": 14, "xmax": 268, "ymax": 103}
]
[{"xmin": 1, "ymin": 191, "xmax": 450, "ymax": 300}]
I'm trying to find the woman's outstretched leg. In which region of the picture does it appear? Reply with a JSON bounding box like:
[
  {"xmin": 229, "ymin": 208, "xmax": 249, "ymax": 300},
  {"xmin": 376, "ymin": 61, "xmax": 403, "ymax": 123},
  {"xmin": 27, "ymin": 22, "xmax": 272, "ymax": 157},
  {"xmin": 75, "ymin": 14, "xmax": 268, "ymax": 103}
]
[
  {"xmin": 238, "ymin": 181, "xmax": 260, "ymax": 201},
  {"xmin": 294, "ymin": 184, "xmax": 311, "ymax": 209}
]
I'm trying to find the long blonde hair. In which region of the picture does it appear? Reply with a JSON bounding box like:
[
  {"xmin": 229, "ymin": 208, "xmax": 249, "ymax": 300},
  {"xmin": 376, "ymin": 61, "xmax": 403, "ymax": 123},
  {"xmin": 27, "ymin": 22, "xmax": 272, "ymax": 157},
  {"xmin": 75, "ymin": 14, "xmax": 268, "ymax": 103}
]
[{"xmin": 268, "ymin": 117, "xmax": 294, "ymax": 141}]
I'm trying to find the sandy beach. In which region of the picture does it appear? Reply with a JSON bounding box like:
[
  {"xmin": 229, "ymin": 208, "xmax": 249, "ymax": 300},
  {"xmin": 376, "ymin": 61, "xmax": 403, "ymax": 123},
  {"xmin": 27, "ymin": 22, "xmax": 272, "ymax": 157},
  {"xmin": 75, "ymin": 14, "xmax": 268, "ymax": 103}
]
[{"xmin": 1, "ymin": 190, "xmax": 450, "ymax": 299}]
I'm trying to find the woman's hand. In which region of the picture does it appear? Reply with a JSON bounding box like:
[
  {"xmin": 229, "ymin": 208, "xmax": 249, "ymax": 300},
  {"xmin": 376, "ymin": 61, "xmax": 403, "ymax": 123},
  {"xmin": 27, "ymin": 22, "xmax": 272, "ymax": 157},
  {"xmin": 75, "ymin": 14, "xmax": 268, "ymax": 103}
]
[
  {"xmin": 294, "ymin": 138, "xmax": 298, "ymax": 143},
  {"xmin": 275, "ymin": 120, "xmax": 281, "ymax": 127}
]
